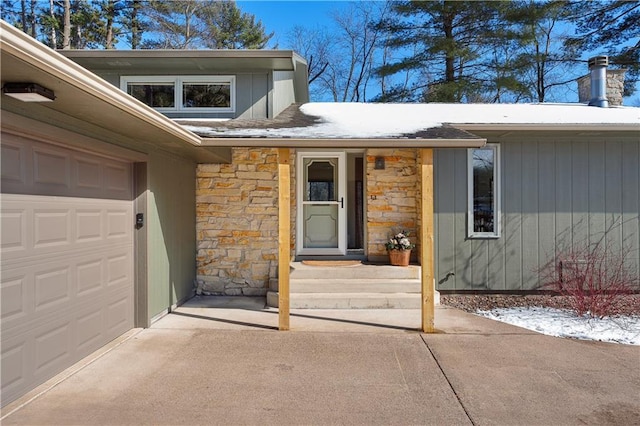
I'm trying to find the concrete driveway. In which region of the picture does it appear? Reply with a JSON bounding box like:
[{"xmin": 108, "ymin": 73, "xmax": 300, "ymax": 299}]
[{"xmin": 2, "ymin": 298, "xmax": 639, "ymax": 425}]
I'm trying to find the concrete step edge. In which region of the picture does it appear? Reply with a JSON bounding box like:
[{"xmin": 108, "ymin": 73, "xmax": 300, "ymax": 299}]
[{"xmin": 266, "ymin": 291, "xmax": 440, "ymax": 309}]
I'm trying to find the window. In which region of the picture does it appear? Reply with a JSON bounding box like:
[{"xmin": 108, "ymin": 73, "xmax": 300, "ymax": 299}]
[
  {"xmin": 468, "ymin": 144, "xmax": 500, "ymax": 238},
  {"xmin": 127, "ymin": 82, "xmax": 175, "ymax": 108},
  {"xmin": 121, "ymin": 76, "xmax": 235, "ymax": 112}
]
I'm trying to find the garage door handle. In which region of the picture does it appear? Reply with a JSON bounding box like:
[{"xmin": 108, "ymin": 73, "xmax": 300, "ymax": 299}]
[{"xmin": 136, "ymin": 213, "xmax": 144, "ymax": 229}]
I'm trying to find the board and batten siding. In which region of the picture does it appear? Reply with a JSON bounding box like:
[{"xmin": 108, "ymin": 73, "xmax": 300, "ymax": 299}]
[
  {"xmin": 92, "ymin": 72, "xmax": 270, "ymax": 120},
  {"xmin": 273, "ymin": 71, "xmax": 297, "ymax": 118},
  {"xmin": 434, "ymin": 136, "xmax": 640, "ymax": 291},
  {"xmin": 147, "ymin": 150, "xmax": 197, "ymax": 319}
]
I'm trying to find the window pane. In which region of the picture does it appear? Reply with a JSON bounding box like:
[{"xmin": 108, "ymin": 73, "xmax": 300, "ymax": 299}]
[
  {"xmin": 305, "ymin": 159, "xmax": 336, "ymax": 201},
  {"xmin": 127, "ymin": 83, "xmax": 174, "ymax": 107},
  {"xmin": 472, "ymin": 148, "xmax": 494, "ymax": 233},
  {"xmin": 183, "ymin": 83, "xmax": 231, "ymax": 108}
]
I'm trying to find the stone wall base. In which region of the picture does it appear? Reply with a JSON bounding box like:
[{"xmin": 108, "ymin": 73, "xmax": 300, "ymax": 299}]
[{"xmin": 195, "ymin": 277, "xmax": 268, "ymax": 296}]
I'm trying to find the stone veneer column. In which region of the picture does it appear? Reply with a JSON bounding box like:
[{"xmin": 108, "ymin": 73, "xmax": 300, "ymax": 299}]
[
  {"xmin": 366, "ymin": 148, "xmax": 419, "ymax": 262},
  {"xmin": 195, "ymin": 148, "xmax": 295, "ymax": 296}
]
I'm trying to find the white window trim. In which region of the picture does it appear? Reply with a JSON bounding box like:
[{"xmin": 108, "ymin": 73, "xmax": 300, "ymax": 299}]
[
  {"xmin": 120, "ymin": 75, "xmax": 236, "ymax": 113},
  {"xmin": 467, "ymin": 143, "xmax": 501, "ymax": 239}
]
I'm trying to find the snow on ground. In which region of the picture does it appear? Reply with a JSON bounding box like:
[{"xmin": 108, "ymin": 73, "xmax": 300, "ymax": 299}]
[{"xmin": 477, "ymin": 307, "xmax": 640, "ymax": 345}]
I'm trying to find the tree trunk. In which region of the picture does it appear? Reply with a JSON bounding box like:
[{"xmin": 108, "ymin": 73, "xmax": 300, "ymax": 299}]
[
  {"xmin": 49, "ymin": 0, "xmax": 57, "ymax": 48},
  {"xmin": 62, "ymin": 0, "xmax": 71, "ymax": 49},
  {"xmin": 105, "ymin": 0, "xmax": 115, "ymax": 49},
  {"xmin": 29, "ymin": 0, "xmax": 37, "ymax": 37},
  {"xmin": 20, "ymin": 0, "xmax": 28, "ymax": 34},
  {"xmin": 131, "ymin": 0, "xmax": 140, "ymax": 49}
]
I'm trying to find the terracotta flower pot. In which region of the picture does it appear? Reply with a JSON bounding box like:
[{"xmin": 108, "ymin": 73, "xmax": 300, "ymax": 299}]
[{"xmin": 389, "ymin": 249, "xmax": 411, "ymax": 266}]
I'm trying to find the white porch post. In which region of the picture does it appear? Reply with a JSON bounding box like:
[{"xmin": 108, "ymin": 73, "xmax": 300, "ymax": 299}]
[
  {"xmin": 278, "ymin": 148, "xmax": 291, "ymax": 331},
  {"xmin": 420, "ymin": 149, "xmax": 436, "ymax": 333}
]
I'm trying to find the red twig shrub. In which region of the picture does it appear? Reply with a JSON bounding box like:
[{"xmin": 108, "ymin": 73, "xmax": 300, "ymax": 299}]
[{"xmin": 539, "ymin": 242, "xmax": 638, "ymax": 318}]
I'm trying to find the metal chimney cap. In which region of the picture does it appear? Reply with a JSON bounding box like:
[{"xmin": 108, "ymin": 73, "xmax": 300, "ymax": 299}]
[{"xmin": 588, "ymin": 56, "xmax": 609, "ymax": 68}]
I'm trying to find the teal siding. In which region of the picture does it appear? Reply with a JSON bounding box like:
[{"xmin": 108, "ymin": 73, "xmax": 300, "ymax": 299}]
[{"xmin": 435, "ymin": 135, "xmax": 640, "ymax": 291}]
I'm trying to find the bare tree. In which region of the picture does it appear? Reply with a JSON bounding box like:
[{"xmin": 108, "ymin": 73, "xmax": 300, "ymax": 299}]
[{"xmin": 288, "ymin": 2, "xmax": 389, "ymax": 102}]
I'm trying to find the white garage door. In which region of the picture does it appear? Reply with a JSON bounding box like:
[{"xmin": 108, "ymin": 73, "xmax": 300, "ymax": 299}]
[{"xmin": 1, "ymin": 133, "xmax": 135, "ymax": 407}]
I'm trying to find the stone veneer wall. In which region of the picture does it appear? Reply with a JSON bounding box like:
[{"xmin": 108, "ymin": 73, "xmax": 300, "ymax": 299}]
[
  {"xmin": 577, "ymin": 69, "xmax": 626, "ymax": 106},
  {"xmin": 195, "ymin": 148, "xmax": 295, "ymax": 296},
  {"xmin": 366, "ymin": 148, "xmax": 419, "ymax": 262}
]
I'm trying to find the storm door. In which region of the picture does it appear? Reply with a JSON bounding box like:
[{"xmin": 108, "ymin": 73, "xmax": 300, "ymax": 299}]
[{"xmin": 297, "ymin": 152, "xmax": 346, "ymax": 255}]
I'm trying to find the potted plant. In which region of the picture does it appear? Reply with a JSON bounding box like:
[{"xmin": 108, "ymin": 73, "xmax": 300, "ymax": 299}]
[{"xmin": 385, "ymin": 231, "xmax": 415, "ymax": 266}]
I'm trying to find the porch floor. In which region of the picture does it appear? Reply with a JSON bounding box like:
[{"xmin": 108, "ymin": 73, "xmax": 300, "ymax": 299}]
[{"xmin": 164, "ymin": 296, "xmax": 451, "ymax": 332}]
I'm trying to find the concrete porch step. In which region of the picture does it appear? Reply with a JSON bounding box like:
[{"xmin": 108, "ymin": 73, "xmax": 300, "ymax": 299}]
[
  {"xmin": 266, "ymin": 292, "xmax": 437, "ymax": 309},
  {"xmin": 289, "ymin": 262, "xmax": 420, "ymax": 280},
  {"xmin": 267, "ymin": 262, "xmax": 438, "ymax": 309},
  {"xmin": 290, "ymin": 278, "xmax": 421, "ymax": 293}
]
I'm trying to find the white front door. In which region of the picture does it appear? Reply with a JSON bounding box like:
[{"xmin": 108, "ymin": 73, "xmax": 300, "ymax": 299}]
[{"xmin": 297, "ymin": 152, "xmax": 346, "ymax": 255}]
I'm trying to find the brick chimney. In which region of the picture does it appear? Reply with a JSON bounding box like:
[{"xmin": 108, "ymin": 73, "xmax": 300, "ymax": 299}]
[{"xmin": 577, "ymin": 56, "xmax": 626, "ymax": 106}]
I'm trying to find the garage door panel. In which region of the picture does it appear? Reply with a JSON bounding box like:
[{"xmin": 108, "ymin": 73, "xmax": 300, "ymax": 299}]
[
  {"xmin": 34, "ymin": 209, "xmax": 71, "ymax": 248},
  {"xmin": 1, "ymin": 135, "xmax": 134, "ymax": 407},
  {"xmin": 34, "ymin": 266, "xmax": 71, "ymax": 311},
  {"xmin": 1, "ymin": 196, "xmax": 132, "ymax": 262},
  {"xmin": 75, "ymin": 157, "xmax": 103, "ymax": 192},
  {"xmin": 105, "ymin": 162, "xmax": 131, "ymax": 197},
  {"xmin": 1, "ymin": 256, "xmax": 133, "ymax": 405},
  {"xmin": 107, "ymin": 254, "xmax": 130, "ymax": 287},
  {"xmin": 1, "ymin": 343, "xmax": 27, "ymax": 394},
  {"xmin": 1, "ymin": 141, "xmax": 26, "ymax": 184},
  {"xmin": 1, "ymin": 275, "xmax": 28, "ymax": 322},
  {"xmin": 77, "ymin": 259, "xmax": 103, "ymax": 296},
  {"xmin": 107, "ymin": 295, "xmax": 132, "ymax": 337},
  {"xmin": 107, "ymin": 209, "xmax": 130, "ymax": 239},
  {"xmin": 76, "ymin": 210, "xmax": 103, "ymax": 242},
  {"xmin": 76, "ymin": 310, "xmax": 105, "ymax": 353},
  {"xmin": 34, "ymin": 321, "xmax": 72, "ymax": 374},
  {"xmin": 0, "ymin": 208, "xmax": 27, "ymax": 252},
  {"xmin": 2, "ymin": 247, "xmax": 132, "ymax": 330},
  {"xmin": 1, "ymin": 134, "xmax": 132, "ymax": 201},
  {"xmin": 32, "ymin": 147, "xmax": 71, "ymax": 189}
]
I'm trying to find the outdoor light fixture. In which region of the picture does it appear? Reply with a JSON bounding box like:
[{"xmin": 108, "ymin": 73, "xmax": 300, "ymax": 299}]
[{"xmin": 2, "ymin": 82, "xmax": 56, "ymax": 102}]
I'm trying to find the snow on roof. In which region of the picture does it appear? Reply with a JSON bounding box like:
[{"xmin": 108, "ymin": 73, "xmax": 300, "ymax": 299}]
[{"xmin": 182, "ymin": 102, "xmax": 640, "ymax": 139}]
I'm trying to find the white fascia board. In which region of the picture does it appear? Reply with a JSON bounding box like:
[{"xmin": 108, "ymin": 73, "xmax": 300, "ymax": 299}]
[
  {"xmin": 200, "ymin": 138, "xmax": 487, "ymax": 148},
  {"xmin": 0, "ymin": 22, "xmax": 202, "ymax": 146},
  {"xmin": 453, "ymin": 123, "xmax": 640, "ymax": 132}
]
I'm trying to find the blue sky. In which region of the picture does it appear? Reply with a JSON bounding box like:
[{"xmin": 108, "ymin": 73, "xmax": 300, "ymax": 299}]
[
  {"xmin": 236, "ymin": 1, "xmax": 639, "ymax": 105},
  {"xmin": 237, "ymin": 1, "xmax": 348, "ymax": 49}
]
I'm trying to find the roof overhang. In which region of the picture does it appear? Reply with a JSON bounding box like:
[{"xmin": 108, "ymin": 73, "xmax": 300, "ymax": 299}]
[
  {"xmin": 199, "ymin": 137, "xmax": 486, "ymax": 149},
  {"xmin": 455, "ymin": 123, "xmax": 640, "ymax": 133},
  {"xmin": 179, "ymin": 104, "xmax": 487, "ymax": 149},
  {"xmin": 0, "ymin": 22, "xmax": 230, "ymax": 163},
  {"xmin": 60, "ymin": 49, "xmax": 307, "ymax": 73}
]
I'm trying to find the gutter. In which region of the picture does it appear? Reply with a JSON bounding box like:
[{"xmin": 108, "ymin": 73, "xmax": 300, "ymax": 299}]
[
  {"xmin": 200, "ymin": 137, "xmax": 487, "ymax": 149},
  {"xmin": 454, "ymin": 123, "xmax": 640, "ymax": 132},
  {"xmin": 0, "ymin": 22, "xmax": 202, "ymax": 147}
]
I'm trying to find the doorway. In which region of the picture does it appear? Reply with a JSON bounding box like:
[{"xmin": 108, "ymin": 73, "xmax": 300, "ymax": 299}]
[{"xmin": 296, "ymin": 151, "xmax": 365, "ymax": 258}]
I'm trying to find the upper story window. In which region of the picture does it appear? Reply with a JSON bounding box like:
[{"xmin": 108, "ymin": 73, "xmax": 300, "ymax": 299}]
[
  {"xmin": 121, "ymin": 76, "xmax": 235, "ymax": 113},
  {"xmin": 468, "ymin": 144, "xmax": 500, "ymax": 238}
]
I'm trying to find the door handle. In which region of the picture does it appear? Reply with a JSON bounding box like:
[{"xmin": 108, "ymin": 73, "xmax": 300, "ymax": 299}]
[{"xmin": 340, "ymin": 197, "xmax": 344, "ymax": 208}]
